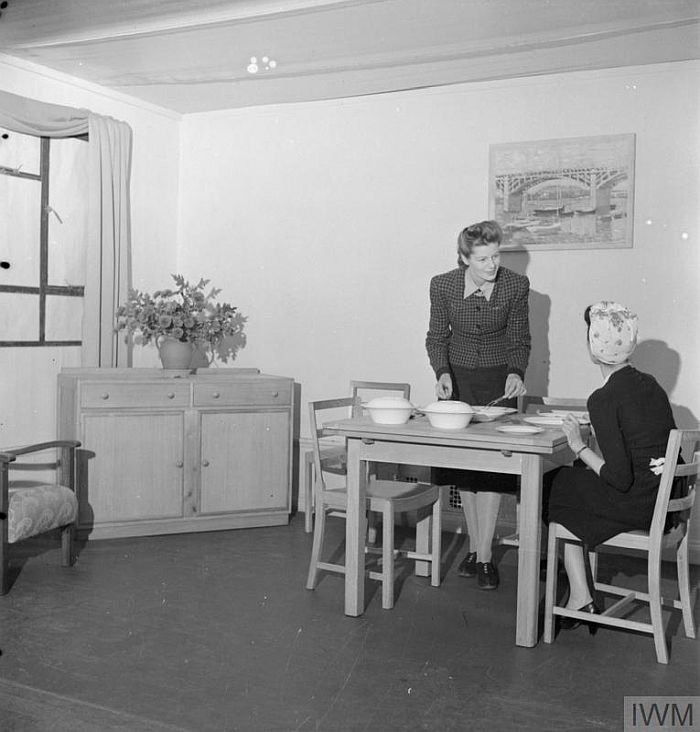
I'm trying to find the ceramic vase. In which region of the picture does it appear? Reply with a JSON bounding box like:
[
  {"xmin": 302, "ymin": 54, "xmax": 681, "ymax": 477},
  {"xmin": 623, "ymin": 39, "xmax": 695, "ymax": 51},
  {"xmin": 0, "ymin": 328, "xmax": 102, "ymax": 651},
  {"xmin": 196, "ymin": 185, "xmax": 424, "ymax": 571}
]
[{"xmin": 157, "ymin": 337, "xmax": 194, "ymax": 370}]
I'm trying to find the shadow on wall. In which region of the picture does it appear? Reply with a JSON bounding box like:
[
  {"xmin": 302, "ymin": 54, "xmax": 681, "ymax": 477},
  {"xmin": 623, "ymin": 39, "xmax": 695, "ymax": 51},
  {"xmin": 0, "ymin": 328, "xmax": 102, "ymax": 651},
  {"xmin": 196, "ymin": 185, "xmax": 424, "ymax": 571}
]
[
  {"xmin": 502, "ymin": 249, "xmax": 551, "ymax": 397},
  {"xmin": 632, "ymin": 339, "xmax": 698, "ymax": 429}
]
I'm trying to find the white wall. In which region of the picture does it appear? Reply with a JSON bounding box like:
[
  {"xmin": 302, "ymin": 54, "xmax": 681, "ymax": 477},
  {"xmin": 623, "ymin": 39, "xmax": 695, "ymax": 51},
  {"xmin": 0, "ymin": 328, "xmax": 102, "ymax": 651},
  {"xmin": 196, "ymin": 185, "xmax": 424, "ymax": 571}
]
[
  {"xmin": 0, "ymin": 56, "xmax": 181, "ymax": 442},
  {"xmin": 177, "ymin": 62, "xmax": 700, "ymax": 435},
  {"xmin": 2, "ymin": 56, "xmax": 698, "ymax": 550}
]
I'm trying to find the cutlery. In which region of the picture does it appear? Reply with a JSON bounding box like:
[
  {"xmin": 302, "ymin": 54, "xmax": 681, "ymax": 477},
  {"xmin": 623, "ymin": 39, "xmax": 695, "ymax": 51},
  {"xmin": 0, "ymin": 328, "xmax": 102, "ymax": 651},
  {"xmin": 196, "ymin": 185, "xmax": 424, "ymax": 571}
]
[{"xmin": 485, "ymin": 395, "xmax": 508, "ymax": 408}]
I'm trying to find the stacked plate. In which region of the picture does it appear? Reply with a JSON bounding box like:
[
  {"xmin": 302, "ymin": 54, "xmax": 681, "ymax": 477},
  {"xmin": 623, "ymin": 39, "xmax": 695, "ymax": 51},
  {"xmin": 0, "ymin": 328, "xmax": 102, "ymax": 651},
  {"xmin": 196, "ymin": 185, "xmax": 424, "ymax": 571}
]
[
  {"xmin": 523, "ymin": 410, "xmax": 590, "ymax": 428},
  {"xmin": 496, "ymin": 424, "xmax": 544, "ymax": 435},
  {"xmin": 471, "ymin": 406, "xmax": 517, "ymax": 422}
]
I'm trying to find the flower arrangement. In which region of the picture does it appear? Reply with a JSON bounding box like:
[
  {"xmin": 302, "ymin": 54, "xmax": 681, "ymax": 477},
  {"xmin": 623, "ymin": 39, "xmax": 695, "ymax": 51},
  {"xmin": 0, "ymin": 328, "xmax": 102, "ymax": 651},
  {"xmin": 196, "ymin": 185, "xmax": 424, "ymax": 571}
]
[{"xmin": 116, "ymin": 274, "xmax": 246, "ymax": 362}]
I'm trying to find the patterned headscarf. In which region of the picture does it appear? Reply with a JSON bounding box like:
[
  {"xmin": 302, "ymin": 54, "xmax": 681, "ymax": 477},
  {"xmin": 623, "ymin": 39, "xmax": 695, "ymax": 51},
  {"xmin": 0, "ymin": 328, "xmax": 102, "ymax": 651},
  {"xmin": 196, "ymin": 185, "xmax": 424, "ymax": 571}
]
[{"xmin": 588, "ymin": 301, "xmax": 638, "ymax": 365}]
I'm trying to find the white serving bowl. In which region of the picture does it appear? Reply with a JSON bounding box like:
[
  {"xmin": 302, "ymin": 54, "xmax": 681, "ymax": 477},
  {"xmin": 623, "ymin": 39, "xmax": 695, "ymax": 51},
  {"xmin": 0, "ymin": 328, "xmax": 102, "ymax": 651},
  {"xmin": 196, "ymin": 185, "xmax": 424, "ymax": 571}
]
[
  {"xmin": 363, "ymin": 396, "xmax": 414, "ymax": 425},
  {"xmin": 421, "ymin": 400, "xmax": 474, "ymax": 429}
]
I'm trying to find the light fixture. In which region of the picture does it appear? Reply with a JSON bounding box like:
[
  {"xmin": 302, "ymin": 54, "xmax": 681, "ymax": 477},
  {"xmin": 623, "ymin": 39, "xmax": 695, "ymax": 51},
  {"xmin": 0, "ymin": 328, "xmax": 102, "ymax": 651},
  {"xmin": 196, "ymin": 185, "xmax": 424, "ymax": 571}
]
[{"xmin": 247, "ymin": 55, "xmax": 277, "ymax": 74}]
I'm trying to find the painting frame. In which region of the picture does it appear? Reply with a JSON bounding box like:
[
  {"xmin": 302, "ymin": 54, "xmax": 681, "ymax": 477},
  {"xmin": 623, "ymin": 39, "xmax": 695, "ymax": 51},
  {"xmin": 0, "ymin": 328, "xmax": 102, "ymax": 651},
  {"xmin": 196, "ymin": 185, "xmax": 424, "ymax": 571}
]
[{"xmin": 489, "ymin": 133, "xmax": 635, "ymax": 251}]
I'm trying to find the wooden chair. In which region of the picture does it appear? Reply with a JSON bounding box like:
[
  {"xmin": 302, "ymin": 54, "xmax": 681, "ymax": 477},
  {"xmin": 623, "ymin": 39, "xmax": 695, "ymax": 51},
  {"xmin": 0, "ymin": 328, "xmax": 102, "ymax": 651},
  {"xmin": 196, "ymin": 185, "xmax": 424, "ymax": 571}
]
[
  {"xmin": 1, "ymin": 440, "xmax": 80, "ymax": 595},
  {"xmin": 543, "ymin": 429, "xmax": 699, "ymax": 663},
  {"xmin": 497, "ymin": 395, "xmax": 590, "ymax": 548},
  {"xmin": 305, "ymin": 397, "xmax": 441, "ymax": 609},
  {"xmin": 302, "ymin": 381, "xmax": 411, "ymax": 532}
]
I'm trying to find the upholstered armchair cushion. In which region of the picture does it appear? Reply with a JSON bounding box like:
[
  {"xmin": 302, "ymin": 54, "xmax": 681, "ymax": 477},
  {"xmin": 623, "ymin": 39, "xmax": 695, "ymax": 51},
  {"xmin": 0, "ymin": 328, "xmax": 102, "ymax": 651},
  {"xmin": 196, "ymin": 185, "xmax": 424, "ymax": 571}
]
[{"xmin": 8, "ymin": 480, "xmax": 78, "ymax": 544}]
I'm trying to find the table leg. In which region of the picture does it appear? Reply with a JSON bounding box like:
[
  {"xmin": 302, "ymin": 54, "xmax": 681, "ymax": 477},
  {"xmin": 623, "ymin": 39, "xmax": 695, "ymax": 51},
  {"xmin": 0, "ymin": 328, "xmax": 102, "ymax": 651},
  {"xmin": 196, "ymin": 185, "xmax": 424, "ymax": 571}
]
[
  {"xmin": 516, "ymin": 453, "xmax": 543, "ymax": 647},
  {"xmin": 344, "ymin": 437, "xmax": 367, "ymax": 616}
]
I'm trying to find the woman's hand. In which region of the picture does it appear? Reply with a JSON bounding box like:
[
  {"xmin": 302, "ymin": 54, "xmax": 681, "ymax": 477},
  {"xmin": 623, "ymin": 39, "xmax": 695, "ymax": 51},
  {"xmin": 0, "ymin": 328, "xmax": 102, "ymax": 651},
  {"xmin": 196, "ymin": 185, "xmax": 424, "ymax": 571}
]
[
  {"xmin": 436, "ymin": 373, "xmax": 453, "ymax": 400},
  {"xmin": 562, "ymin": 413, "xmax": 586, "ymax": 453},
  {"xmin": 504, "ymin": 373, "xmax": 527, "ymax": 400}
]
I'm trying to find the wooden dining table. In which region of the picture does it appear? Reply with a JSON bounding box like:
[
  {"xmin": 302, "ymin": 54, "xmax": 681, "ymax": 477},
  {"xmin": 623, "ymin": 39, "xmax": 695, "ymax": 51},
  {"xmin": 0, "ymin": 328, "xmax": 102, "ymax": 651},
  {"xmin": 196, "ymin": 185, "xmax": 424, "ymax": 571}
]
[{"xmin": 323, "ymin": 413, "xmax": 578, "ymax": 648}]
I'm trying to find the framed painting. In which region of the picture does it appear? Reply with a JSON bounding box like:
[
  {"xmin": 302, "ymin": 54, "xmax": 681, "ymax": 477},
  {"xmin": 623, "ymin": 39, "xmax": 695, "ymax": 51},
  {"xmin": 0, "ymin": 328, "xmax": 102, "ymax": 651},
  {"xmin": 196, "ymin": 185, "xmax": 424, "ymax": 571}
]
[{"xmin": 489, "ymin": 134, "xmax": 635, "ymax": 251}]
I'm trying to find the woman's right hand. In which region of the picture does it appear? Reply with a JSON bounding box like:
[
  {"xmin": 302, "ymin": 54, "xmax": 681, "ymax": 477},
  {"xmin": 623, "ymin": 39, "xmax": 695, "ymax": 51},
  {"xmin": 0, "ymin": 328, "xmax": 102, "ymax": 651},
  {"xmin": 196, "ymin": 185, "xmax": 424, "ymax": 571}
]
[
  {"xmin": 562, "ymin": 413, "xmax": 586, "ymax": 453},
  {"xmin": 436, "ymin": 373, "xmax": 453, "ymax": 400}
]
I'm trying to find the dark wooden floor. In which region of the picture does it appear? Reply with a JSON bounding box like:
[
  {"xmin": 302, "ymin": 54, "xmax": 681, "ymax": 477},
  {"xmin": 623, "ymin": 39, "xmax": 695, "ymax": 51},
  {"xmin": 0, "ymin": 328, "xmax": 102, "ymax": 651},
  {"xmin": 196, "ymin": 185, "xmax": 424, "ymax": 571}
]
[{"xmin": 0, "ymin": 516, "xmax": 698, "ymax": 732}]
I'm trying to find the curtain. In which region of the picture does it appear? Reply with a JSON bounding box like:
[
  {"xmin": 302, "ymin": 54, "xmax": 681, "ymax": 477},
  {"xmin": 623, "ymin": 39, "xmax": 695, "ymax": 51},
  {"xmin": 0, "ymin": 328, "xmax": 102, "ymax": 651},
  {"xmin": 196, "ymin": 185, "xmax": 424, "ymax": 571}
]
[{"xmin": 0, "ymin": 89, "xmax": 132, "ymax": 366}]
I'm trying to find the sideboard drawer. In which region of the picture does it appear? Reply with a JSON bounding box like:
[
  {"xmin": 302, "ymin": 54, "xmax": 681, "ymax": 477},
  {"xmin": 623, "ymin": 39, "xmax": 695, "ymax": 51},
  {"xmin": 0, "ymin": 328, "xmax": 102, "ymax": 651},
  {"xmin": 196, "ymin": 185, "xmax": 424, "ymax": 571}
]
[
  {"xmin": 80, "ymin": 382, "xmax": 191, "ymax": 408},
  {"xmin": 193, "ymin": 381, "xmax": 291, "ymax": 407}
]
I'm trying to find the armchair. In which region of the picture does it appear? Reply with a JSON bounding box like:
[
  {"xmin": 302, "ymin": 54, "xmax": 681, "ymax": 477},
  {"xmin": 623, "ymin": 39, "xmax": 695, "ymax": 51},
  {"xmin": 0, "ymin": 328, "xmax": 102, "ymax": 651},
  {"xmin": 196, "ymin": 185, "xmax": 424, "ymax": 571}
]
[{"xmin": 0, "ymin": 440, "xmax": 80, "ymax": 594}]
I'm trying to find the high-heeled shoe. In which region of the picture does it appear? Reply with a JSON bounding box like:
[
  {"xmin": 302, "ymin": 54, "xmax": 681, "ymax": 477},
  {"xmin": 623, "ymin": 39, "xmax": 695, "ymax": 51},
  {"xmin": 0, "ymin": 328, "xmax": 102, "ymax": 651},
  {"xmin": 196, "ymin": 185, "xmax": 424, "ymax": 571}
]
[{"xmin": 558, "ymin": 601, "xmax": 600, "ymax": 634}]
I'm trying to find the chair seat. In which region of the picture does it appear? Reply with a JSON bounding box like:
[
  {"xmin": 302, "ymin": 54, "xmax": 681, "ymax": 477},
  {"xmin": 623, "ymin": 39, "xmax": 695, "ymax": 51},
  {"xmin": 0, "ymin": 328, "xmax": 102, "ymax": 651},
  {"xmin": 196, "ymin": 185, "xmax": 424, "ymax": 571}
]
[
  {"xmin": 367, "ymin": 480, "xmax": 439, "ymax": 511},
  {"xmin": 562, "ymin": 524, "xmax": 685, "ymax": 552},
  {"xmin": 319, "ymin": 480, "xmax": 438, "ymax": 510},
  {"xmin": 8, "ymin": 482, "xmax": 78, "ymax": 544}
]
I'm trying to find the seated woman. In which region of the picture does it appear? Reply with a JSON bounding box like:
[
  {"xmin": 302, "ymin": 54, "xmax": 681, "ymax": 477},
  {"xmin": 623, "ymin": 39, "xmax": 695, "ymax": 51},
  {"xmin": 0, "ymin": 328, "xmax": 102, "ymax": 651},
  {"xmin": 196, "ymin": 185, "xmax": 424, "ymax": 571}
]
[{"xmin": 547, "ymin": 301, "xmax": 677, "ymax": 629}]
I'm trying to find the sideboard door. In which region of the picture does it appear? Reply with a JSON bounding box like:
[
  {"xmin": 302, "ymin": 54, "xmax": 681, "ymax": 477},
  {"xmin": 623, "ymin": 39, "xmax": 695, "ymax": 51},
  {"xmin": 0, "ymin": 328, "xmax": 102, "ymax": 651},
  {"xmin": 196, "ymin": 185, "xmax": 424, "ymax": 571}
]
[
  {"xmin": 80, "ymin": 412, "xmax": 185, "ymax": 528},
  {"xmin": 198, "ymin": 410, "xmax": 290, "ymax": 515}
]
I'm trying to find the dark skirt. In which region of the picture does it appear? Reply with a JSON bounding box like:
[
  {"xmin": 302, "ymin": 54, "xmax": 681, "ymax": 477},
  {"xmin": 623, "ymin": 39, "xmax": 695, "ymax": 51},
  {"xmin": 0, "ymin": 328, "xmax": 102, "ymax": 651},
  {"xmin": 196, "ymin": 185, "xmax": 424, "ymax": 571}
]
[
  {"xmin": 547, "ymin": 465, "xmax": 687, "ymax": 548},
  {"xmin": 432, "ymin": 364, "xmax": 518, "ymax": 493},
  {"xmin": 546, "ymin": 465, "xmax": 655, "ymax": 547}
]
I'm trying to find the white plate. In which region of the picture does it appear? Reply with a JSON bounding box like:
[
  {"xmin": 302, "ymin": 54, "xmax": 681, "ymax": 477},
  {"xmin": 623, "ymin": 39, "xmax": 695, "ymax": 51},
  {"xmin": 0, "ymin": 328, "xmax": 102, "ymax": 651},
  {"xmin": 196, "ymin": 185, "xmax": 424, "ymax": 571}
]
[
  {"xmin": 523, "ymin": 416, "xmax": 564, "ymax": 427},
  {"xmin": 472, "ymin": 413, "xmax": 498, "ymax": 422},
  {"xmin": 472, "ymin": 406, "xmax": 517, "ymax": 416},
  {"xmin": 471, "ymin": 406, "xmax": 517, "ymax": 422},
  {"xmin": 472, "ymin": 407, "xmax": 518, "ymax": 422},
  {"xmin": 538, "ymin": 410, "xmax": 590, "ymax": 424},
  {"xmin": 496, "ymin": 425, "xmax": 544, "ymax": 434}
]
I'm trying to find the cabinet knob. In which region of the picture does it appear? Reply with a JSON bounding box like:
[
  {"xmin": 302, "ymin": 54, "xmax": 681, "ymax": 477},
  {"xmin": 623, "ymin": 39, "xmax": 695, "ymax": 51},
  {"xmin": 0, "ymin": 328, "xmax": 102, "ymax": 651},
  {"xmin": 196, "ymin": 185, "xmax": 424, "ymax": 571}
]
[
  {"xmin": 100, "ymin": 393, "xmax": 110, "ymax": 400},
  {"xmin": 167, "ymin": 392, "xmax": 175, "ymax": 399},
  {"xmin": 272, "ymin": 391, "xmax": 279, "ymax": 398},
  {"xmin": 175, "ymin": 460, "xmax": 184, "ymax": 468},
  {"xmin": 202, "ymin": 459, "xmax": 210, "ymax": 467},
  {"xmin": 211, "ymin": 392, "xmax": 220, "ymax": 399}
]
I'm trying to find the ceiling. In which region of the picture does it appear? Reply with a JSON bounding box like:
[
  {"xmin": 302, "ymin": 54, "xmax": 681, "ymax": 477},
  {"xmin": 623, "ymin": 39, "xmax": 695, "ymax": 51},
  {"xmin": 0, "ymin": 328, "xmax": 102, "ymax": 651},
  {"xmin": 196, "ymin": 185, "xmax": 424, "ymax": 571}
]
[{"xmin": 0, "ymin": 0, "xmax": 698, "ymax": 114}]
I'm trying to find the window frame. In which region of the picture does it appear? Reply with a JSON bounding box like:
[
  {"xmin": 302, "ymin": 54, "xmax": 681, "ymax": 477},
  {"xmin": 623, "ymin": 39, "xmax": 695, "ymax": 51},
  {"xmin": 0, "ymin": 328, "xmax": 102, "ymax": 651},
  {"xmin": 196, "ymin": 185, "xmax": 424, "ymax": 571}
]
[{"xmin": 0, "ymin": 135, "xmax": 85, "ymax": 347}]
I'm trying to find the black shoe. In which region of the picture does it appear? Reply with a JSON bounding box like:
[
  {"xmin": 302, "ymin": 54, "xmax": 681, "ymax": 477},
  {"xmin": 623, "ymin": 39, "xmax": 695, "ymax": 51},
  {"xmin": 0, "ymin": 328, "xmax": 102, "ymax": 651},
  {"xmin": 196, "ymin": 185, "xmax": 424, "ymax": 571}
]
[
  {"xmin": 477, "ymin": 561, "xmax": 499, "ymax": 590},
  {"xmin": 458, "ymin": 552, "xmax": 477, "ymax": 578},
  {"xmin": 558, "ymin": 601, "xmax": 600, "ymax": 634}
]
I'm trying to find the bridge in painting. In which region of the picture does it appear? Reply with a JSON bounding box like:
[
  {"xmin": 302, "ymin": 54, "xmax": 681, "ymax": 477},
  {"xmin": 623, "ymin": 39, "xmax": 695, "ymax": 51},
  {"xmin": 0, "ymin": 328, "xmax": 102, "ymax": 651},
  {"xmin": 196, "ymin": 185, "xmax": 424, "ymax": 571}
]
[{"xmin": 495, "ymin": 166, "xmax": 628, "ymax": 214}]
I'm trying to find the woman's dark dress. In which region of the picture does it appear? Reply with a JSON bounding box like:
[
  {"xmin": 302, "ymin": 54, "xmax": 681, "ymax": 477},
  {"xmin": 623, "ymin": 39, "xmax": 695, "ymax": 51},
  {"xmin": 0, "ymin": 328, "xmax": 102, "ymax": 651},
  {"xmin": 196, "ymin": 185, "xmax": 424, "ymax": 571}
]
[{"xmin": 548, "ymin": 365, "xmax": 676, "ymax": 547}]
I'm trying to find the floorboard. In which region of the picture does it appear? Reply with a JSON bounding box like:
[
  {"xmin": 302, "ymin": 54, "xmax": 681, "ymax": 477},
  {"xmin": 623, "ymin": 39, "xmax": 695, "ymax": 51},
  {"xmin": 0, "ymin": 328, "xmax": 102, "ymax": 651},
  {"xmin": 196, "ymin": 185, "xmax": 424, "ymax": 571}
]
[{"xmin": 0, "ymin": 516, "xmax": 697, "ymax": 731}]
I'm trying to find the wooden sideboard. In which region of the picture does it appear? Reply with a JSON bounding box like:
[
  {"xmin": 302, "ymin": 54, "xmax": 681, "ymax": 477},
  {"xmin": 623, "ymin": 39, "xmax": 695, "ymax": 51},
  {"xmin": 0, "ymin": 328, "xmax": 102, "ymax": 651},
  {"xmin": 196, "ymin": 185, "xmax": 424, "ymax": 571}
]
[{"xmin": 58, "ymin": 368, "xmax": 294, "ymax": 539}]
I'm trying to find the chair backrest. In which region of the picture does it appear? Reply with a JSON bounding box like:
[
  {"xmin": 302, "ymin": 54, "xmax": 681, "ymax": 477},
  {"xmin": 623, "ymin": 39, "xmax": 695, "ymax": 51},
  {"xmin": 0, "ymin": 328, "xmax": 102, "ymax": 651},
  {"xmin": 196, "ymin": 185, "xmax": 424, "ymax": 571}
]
[
  {"xmin": 349, "ymin": 381, "xmax": 411, "ymax": 418},
  {"xmin": 519, "ymin": 395, "xmax": 588, "ymax": 413},
  {"xmin": 649, "ymin": 429, "xmax": 700, "ymax": 543},
  {"xmin": 308, "ymin": 397, "xmax": 359, "ymax": 492}
]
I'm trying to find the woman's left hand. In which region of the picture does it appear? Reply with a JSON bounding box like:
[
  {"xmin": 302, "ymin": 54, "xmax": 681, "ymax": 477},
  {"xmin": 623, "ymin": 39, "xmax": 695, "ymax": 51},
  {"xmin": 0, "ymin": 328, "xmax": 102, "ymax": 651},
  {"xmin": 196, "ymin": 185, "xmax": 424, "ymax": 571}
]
[{"xmin": 504, "ymin": 373, "xmax": 527, "ymax": 400}]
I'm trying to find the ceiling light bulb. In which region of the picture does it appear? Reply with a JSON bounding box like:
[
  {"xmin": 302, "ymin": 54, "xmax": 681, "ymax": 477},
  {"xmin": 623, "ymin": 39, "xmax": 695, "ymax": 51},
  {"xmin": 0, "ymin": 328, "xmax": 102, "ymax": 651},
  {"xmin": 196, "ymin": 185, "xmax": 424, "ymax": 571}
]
[
  {"xmin": 268, "ymin": 60, "xmax": 277, "ymax": 69},
  {"xmin": 247, "ymin": 63, "xmax": 258, "ymax": 74}
]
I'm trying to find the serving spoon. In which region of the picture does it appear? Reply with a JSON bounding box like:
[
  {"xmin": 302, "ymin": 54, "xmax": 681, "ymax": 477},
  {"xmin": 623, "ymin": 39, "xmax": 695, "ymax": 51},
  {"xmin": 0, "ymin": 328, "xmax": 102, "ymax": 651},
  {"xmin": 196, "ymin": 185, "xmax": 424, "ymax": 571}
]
[{"xmin": 485, "ymin": 395, "xmax": 509, "ymax": 408}]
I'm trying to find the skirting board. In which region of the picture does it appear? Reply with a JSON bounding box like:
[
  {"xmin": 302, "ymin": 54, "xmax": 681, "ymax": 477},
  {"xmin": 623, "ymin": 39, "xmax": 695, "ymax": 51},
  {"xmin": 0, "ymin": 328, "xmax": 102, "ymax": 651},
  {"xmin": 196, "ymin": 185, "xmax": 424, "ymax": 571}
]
[{"xmin": 297, "ymin": 437, "xmax": 700, "ymax": 564}]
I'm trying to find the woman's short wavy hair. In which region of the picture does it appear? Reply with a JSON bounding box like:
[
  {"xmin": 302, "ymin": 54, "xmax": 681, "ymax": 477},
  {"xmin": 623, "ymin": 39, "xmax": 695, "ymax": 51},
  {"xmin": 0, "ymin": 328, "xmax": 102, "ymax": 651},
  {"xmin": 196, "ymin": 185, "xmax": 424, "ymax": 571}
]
[{"xmin": 457, "ymin": 220, "xmax": 503, "ymax": 268}]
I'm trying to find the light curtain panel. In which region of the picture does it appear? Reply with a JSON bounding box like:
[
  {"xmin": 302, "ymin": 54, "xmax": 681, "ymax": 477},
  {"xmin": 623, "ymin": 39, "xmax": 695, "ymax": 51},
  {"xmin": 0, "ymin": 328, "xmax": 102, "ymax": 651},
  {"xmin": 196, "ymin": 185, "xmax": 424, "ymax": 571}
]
[{"xmin": 489, "ymin": 133, "xmax": 635, "ymax": 251}]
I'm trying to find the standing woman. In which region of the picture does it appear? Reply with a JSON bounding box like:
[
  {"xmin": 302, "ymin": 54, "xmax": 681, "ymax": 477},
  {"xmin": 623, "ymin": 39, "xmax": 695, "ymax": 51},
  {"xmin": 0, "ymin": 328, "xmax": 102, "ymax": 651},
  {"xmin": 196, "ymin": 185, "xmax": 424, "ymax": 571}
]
[{"xmin": 426, "ymin": 220, "xmax": 530, "ymax": 589}]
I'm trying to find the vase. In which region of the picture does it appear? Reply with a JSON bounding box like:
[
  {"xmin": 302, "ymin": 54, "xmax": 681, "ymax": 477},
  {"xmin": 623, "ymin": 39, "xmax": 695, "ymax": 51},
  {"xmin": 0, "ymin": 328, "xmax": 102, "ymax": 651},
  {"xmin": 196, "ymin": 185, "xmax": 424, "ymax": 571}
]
[
  {"xmin": 190, "ymin": 344, "xmax": 212, "ymax": 370},
  {"xmin": 157, "ymin": 337, "xmax": 195, "ymax": 370}
]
